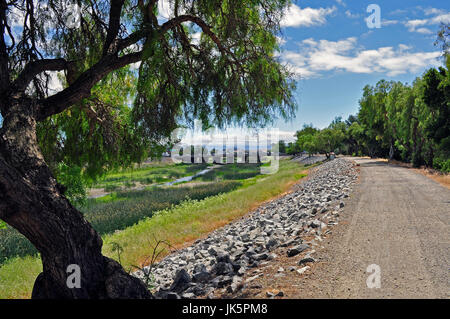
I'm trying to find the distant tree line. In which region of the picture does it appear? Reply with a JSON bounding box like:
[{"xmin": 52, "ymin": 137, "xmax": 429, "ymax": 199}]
[{"xmin": 287, "ymin": 56, "xmax": 450, "ymax": 172}]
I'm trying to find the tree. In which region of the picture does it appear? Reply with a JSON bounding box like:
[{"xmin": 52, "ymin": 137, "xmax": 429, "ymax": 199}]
[
  {"xmin": 294, "ymin": 123, "xmax": 318, "ymax": 155},
  {"xmin": 312, "ymin": 127, "xmax": 344, "ymax": 158},
  {"xmin": 278, "ymin": 140, "xmax": 286, "ymax": 154},
  {"xmin": 0, "ymin": 0, "xmax": 296, "ymax": 298}
]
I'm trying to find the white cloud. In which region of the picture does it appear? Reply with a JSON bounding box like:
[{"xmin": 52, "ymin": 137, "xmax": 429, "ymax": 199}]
[
  {"xmin": 381, "ymin": 19, "xmax": 399, "ymax": 27},
  {"xmin": 415, "ymin": 27, "xmax": 434, "ymax": 35},
  {"xmin": 345, "ymin": 10, "xmax": 360, "ymax": 19},
  {"xmin": 405, "ymin": 9, "xmax": 450, "ymax": 33},
  {"xmin": 424, "ymin": 8, "xmax": 447, "ymax": 16},
  {"xmin": 280, "ymin": 4, "xmax": 336, "ymax": 28},
  {"xmin": 335, "ymin": 0, "xmax": 346, "ymax": 7},
  {"xmin": 280, "ymin": 37, "xmax": 441, "ymax": 78},
  {"xmin": 389, "ymin": 9, "xmax": 408, "ymax": 16}
]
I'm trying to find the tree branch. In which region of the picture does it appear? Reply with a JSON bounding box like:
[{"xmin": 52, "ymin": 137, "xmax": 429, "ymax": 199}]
[
  {"xmin": 36, "ymin": 52, "xmax": 142, "ymax": 121},
  {"xmin": 160, "ymin": 15, "xmax": 227, "ymax": 53},
  {"xmin": 11, "ymin": 58, "xmax": 69, "ymax": 92},
  {"xmin": 0, "ymin": 0, "xmax": 9, "ymax": 92},
  {"xmin": 102, "ymin": 0, "xmax": 126, "ymax": 56},
  {"xmin": 117, "ymin": 29, "xmax": 147, "ymax": 52}
]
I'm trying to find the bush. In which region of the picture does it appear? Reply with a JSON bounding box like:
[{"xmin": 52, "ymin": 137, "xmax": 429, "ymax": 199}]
[
  {"xmin": 433, "ymin": 157, "xmax": 450, "ymax": 173},
  {"xmin": 442, "ymin": 160, "xmax": 450, "ymax": 173},
  {"xmin": 0, "ymin": 227, "xmax": 38, "ymax": 264},
  {"xmin": 124, "ymin": 182, "xmax": 136, "ymax": 188},
  {"xmin": 142, "ymin": 177, "xmax": 154, "ymax": 184}
]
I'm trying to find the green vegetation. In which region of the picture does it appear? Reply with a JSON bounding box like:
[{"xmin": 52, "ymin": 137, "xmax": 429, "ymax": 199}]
[
  {"xmin": 0, "ymin": 159, "xmax": 307, "ymax": 299},
  {"xmin": 93, "ymin": 163, "xmax": 209, "ymax": 191},
  {"xmin": 193, "ymin": 163, "xmax": 262, "ymax": 181},
  {"xmin": 0, "ymin": 181, "xmax": 239, "ymax": 264},
  {"xmin": 84, "ymin": 182, "xmax": 241, "ymax": 235},
  {"xmin": 288, "ymin": 56, "xmax": 450, "ymax": 172}
]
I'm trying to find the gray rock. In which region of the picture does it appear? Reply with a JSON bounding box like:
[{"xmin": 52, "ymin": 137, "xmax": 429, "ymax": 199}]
[
  {"xmin": 298, "ymin": 257, "xmax": 316, "ymax": 265},
  {"xmin": 287, "ymin": 244, "xmax": 309, "ymax": 257},
  {"xmin": 192, "ymin": 271, "xmax": 211, "ymax": 283},
  {"xmin": 212, "ymin": 262, "xmax": 234, "ymax": 276},
  {"xmin": 266, "ymin": 239, "xmax": 279, "ymax": 250},
  {"xmin": 253, "ymin": 253, "xmax": 269, "ymax": 261},
  {"xmin": 169, "ymin": 269, "xmax": 191, "ymax": 293}
]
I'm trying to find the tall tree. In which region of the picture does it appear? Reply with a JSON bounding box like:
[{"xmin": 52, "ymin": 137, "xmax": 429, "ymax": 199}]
[{"xmin": 0, "ymin": 0, "xmax": 296, "ymax": 298}]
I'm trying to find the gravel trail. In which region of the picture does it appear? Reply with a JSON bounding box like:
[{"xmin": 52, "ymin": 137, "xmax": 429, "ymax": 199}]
[{"xmin": 257, "ymin": 157, "xmax": 449, "ymax": 299}]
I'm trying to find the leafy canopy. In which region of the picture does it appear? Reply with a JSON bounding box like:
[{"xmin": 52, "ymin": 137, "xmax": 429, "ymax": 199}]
[{"xmin": 1, "ymin": 0, "xmax": 297, "ymax": 184}]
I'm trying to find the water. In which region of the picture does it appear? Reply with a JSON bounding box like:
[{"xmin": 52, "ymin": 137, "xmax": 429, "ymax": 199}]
[
  {"xmin": 89, "ymin": 166, "xmax": 215, "ymax": 199},
  {"xmin": 161, "ymin": 167, "xmax": 213, "ymax": 186}
]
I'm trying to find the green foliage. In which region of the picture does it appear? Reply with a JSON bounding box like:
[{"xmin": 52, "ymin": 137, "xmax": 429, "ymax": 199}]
[
  {"xmin": 433, "ymin": 157, "xmax": 450, "ymax": 173},
  {"xmin": 37, "ymin": 67, "xmax": 149, "ymax": 182},
  {"xmin": 55, "ymin": 163, "xmax": 88, "ymax": 207},
  {"xmin": 292, "ymin": 123, "xmax": 344, "ymax": 158},
  {"xmin": 294, "ymin": 124, "xmax": 319, "ymax": 155},
  {"xmin": 278, "ymin": 140, "xmax": 287, "ymax": 154},
  {"xmin": 193, "ymin": 163, "xmax": 261, "ymax": 181},
  {"xmin": 313, "ymin": 128, "xmax": 345, "ymax": 157},
  {"xmin": 26, "ymin": 0, "xmax": 297, "ymax": 195}
]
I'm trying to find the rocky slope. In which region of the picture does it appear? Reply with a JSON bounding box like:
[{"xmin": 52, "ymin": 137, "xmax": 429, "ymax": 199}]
[{"xmin": 134, "ymin": 158, "xmax": 358, "ymax": 299}]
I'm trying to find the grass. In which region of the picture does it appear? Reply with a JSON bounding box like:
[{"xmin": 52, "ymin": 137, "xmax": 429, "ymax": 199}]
[
  {"xmin": 0, "ymin": 256, "xmax": 42, "ymax": 299},
  {"xmin": 193, "ymin": 163, "xmax": 262, "ymax": 182},
  {"xmin": 0, "ymin": 159, "xmax": 309, "ymax": 299},
  {"xmin": 93, "ymin": 163, "xmax": 209, "ymax": 191}
]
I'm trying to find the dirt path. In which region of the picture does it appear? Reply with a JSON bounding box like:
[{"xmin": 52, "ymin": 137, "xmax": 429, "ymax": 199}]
[{"xmin": 286, "ymin": 157, "xmax": 449, "ymax": 299}]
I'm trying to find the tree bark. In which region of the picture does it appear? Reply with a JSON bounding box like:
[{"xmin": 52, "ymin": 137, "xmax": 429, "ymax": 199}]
[{"xmin": 0, "ymin": 99, "xmax": 151, "ymax": 299}]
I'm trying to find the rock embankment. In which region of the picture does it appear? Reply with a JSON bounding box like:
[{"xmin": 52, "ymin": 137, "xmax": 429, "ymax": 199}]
[{"xmin": 135, "ymin": 158, "xmax": 358, "ymax": 299}]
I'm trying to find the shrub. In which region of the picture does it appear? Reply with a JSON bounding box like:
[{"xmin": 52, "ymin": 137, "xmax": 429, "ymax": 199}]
[
  {"xmin": 434, "ymin": 157, "xmax": 450, "ymax": 173},
  {"xmin": 0, "ymin": 227, "xmax": 38, "ymax": 264}
]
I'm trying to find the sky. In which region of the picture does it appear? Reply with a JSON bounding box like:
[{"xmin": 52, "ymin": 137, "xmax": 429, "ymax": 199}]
[
  {"xmin": 175, "ymin": 0, "xmax": 449, "ymax": 144},
  {"xmin": 1, "ymin": 0, "xmax": 449, "ymax": 146},
  {"xmin": 272, "ymin": 0, "xmax": 449, "ymax": 140}
]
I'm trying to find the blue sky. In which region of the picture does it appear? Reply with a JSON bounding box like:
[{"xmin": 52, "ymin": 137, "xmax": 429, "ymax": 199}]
[
  {"xmin": 274, "ymin": 0, "xmax": 449, "ymax": 138},
  {"xmin": 2, "ymin": 1, "xmax": 448, "ymax": 146}
]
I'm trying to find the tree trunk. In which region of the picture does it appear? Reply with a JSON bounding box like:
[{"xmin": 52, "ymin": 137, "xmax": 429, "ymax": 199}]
[{"xmin": 0, "ymin": 99, "xmax": 151, "ymax": 299}]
